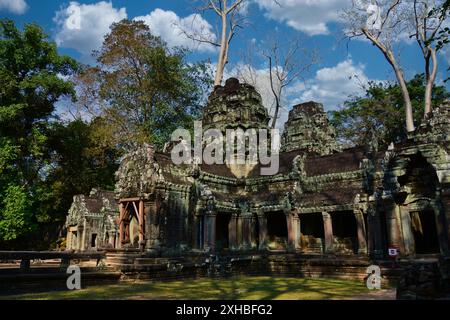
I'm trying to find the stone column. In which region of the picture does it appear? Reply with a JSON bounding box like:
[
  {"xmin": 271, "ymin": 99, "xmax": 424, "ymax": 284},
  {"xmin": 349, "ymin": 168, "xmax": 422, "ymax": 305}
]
[
  {"xmin": 442, "ymin": 188, "xmax": 450, "ymax": 252},
  {"xmin": 81, "ymin": 219, "xmax": 87, "ymax": 251},
  {"xmin": 237, "ymin": 215, "xmax": 243, "ymax": 249},
  {"xmin": 286, "ymin": 211, "xmax": 295, "ymax": 251},
  {"xmin": 293, "ymin": 215, "xmax": 301, "ymax": 250},
  {"xmin": 139, "ymin": 200, "xmax": 145, "ymax": 251},
  {"xmin": 367, "ymin": 210, "xmax": 383, "ymax": 258},
  {"xmin": 204, "ymin": 212, "xmax": 216, "ymax": 252},
  {"xmin": 257, "ymin": 211, "xmax": 268, "ymax": 250},
  {"xmin": 145, "ymin": 201, "xmax": 157, "ymax": 250},
  {"xmin": 432, "ymin": 195, "xmax": 449, "ymax": 256},
  {"xmin": 249, "ymin": 214, "xmax": 256, "ymax": 250},
  {"xmin": 242, "ymin": 214, "xmax": 253, "ymax": 250},
  {"xmin": 322, "ymin": 212, "xmax": 333, "ymax": 253},
  {"xmin": 399, "ymin": 205, "xmax": 415, "ymax": 256},
  {"xmin": 118, "ymin": 203, "xmax": 125, "ymax": 248},
  {"xmin": 108, "ymin": 232, "xmax": 116, "ymax": 248},
  {"xmin": 192, "ymin": 214, "xmax": 199, "ymax": 249},
  {"xmin": 66, "ymin": 230, "xmax": 72, "ymax": 250},
  {"xmin": 354, "ymin": 209, "xmax": 368, "ymax": 254},
  {"xmin": 385, "ymin": 202, "xmax": 403, "ymax": 255},
  {"xmin": 229, "ymin": 214, "xmax": 238, "ymax": 250}
]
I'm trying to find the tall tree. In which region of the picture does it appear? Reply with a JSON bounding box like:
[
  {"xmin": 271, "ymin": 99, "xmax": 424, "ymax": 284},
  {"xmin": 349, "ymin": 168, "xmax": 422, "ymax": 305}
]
[
  {"xmin": 0, "ymin": 19, "xmax": 78, "ymax": 245},
  {"xmin": 343, "ymin": 0, "xmax": 448, "ymax": 131},
  {"xmin": 343, "ymin": 0, "xmax": 415, "ymax": 132},
  {"xmin": 78, "ymin": 19, "xmax": 212, "ymax": 151},
  {"xmin": 182, "ymin": 0, "xmax": 248, "ymax": 86},
  {"xmin": 330, "ymin": 74, "xmax": 449, "ymax": 149},
  {"xmin": 409, "ymin": 0, "xmax": 448, "ymax": 116}
]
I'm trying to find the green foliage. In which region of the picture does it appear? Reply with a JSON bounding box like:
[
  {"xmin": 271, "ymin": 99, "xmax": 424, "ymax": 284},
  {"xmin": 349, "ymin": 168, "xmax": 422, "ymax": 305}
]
[
  {"xmin": 35, "ymin": 119, "xmax": 119, "ymax": 224},
  {"xmin": 0, "ymin": 19, "xmax": 78, "ymax": 248},
  {"xmin": 79, "ymin": 19, "xmax": 212, "ymax": 151},
  {"xmin": 0, "ymin": 184, "xmax": 36, "ymax": 241},
  {"xmin": 330, "ymin": 74, "xmax": 449, "ymax": 149}
]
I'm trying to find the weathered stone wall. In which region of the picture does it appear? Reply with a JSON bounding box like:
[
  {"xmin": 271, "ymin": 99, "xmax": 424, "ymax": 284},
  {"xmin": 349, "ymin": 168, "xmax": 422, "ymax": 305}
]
[{"xmin": 280, "ymin": 101, "xmax": 341, "ymax": 155}]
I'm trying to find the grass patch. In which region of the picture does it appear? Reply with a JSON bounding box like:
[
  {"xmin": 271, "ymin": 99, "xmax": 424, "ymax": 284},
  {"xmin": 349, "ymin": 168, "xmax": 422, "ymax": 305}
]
[{"xmin": 1, "ymin": 276, "xmax": 376, "ymax": 300}]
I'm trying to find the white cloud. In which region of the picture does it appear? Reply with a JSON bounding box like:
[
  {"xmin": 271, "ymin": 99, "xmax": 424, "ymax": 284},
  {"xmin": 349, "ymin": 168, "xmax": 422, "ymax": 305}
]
[
  {"xmin": 134, "ymin": 9, "xmax": 217, "ymax": 53},
  {"xmin": 288, "ymin": 59, "xmax": 372, "ymax": 111},
  {"xmin": 0, "ymin": 0, "xmax": 28, "ymax": 14},
  {"xmin": 254, "ymin": 0, "xmax": 349, "ymax": 36},
  {"xmin": 226, "ymin": 59, "xmax": 378, "ymax": 129},
  {"xmin": 54, "ymin": 1, "xmax": 127, "ymax": 58}
]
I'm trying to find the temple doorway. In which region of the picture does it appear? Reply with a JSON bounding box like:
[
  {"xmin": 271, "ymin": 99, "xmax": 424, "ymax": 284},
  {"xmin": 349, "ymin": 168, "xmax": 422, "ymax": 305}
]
[
  {"xmin": 300, "ymin": 213, "xmax": 324, "ymax": 253},
  {"xmin": 411, "ymin": 211, "xmax": 440, "ymax": 254},
  {"xmin": 266, "ymin": 211, "xmax": 288, "ymax": 250},
  {"xmin": 216, "ymin": 213, "xmax": 231, "ymax": 251},
  {"xmin": 331, "ymin": 211, "xmax": 358, "ymax": 254}
]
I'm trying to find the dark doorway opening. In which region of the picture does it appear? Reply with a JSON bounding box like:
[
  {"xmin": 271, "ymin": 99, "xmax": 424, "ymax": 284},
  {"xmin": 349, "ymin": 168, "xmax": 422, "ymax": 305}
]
[
  {"xmin": 411, "ymin": 211, "xmax": 440, "ymax": 254},
  {"xmin": 300, "ymin": 213, "xmax": 324, "ymax": 253},
  {"xmin": 216, "ymin": 214, "xmax": 231, "ymax": 251},
  {"xmin": 331, "ymin": 211, "xmax": 358, "ymax": 254},
  {"xmin": 91, "ymin": 233, "xmax": 97, "ymax": 248},
  {"xmin": 379, "ymin": 211, "xmax": 389, "ymax": 255},
  {"xmin": 266, "ymin": 211, "xmax": 288, "ymax": 250}
]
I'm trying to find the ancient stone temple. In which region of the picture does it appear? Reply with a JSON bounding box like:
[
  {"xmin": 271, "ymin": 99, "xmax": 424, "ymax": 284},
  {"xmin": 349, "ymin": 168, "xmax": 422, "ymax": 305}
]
[
  {"xmin": 65, "ymin": 189, "xmax": 118, "ymax": 251},
  {"xmin": 66, "ymin": 78, "xmax": 450, "ymax": 262}
]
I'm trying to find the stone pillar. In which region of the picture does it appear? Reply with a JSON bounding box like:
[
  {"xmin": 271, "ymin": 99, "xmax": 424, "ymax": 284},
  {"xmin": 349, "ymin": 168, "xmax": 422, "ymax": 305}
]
[
  {"xmin": 118, "ymin": 203, "xmax": 125, "ymax": 248},
  {"xmin": 249, "ymin": 214, "xmax": 256, "ymax": 249},
  {"xmin": 79, "ymin": 222, "xmax": 86, "ymax": 251},
  {"xmin": 442, "ymin": 188, "xmax": 450, "ymax": 252},
  {"xmin": 385, "ymin": 203, "xmax": 403, "ymax": 255},
  {"xmin": 433, "ymin": 195, "xmax": 450, "ymax": 256},
  {"xmin": 257, "ymin": 212, "xmax": 268, "ymax": 250},
  {"xmin": 322, "ymin": 212, "xmax": 333, "ymax": 253},
  {"xmin": 66, "ymin": 230, "xmax": 72, "ymax": 250},
  {"xmin": 286, "ymin": 212, "xmax": 295, "ymax": 251},
  {"xmin": 108, "ymin": 232, "xmax": 116, "ymax": 248},
  {"xmin": 138, "ymin": 200, "xmax": 145, "ymax": 251},
  {"xmin": 354, "ymin": 209, "xmax": 368, "ymax": 254},
  {"xmin": 237, "ymin": 215, "xmax": 243, "ymax": 249},
  {"xmin": 229, "ymin": 214, "xmax": 238, "ymax": 250},
  {"xmin": 242, "ymin": 214, "xmax": 253, "ymax": 250},
  {"xmin": 145, "ymin": 200, "xmax": 157, "ymax": 250},
  {"xmin": 192, "ymin": 214, "xmax": 199, "ymax": 249},
  {"xmin": 399, "ymin": 205, "xmax": 414, "ymax": 256},
  {"xmin": 204, "ymin": 213, "xmax": 216, "ymax": 252},
  {"xmin": 367, "ymin": 210, "xmax": 383, "ymax": 258},
  {"xmin": 294, "ymin": 215, "xmax": 301, "ymax": 250}
]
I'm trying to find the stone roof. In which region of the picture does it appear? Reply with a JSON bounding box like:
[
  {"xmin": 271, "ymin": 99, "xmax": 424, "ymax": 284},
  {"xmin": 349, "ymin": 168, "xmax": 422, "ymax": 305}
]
[
  {"xmin": 281, "ymin": 101, "xmax": 341, "ymax": 155},
  {"xmin": 304, "ymin": 147, "xmax": 366, "ymax": 177},
  {"xmin": 202, "ymin": 78, "xmax": 270, "ymax": 132},
  {"xmin": 65, "ymin": 189, "xmax": 117, "ymax": 227}
]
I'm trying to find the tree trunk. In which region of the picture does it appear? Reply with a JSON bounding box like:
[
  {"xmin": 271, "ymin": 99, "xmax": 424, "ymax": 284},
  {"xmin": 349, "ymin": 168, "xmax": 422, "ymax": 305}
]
[
  {"xmin": 424, "ymin": 48, "xmax": 437, "ymax": 117},
  {"xmin": 361, "ymin": 28, "xmax": 415, "ymax": 133},
  {"xmin": 393, "ymin": 65, "xmax": 415, "ymax": 132},
  {"xmin": 214, "ymin": 14, "xmax": 228, "ymax": 86}
]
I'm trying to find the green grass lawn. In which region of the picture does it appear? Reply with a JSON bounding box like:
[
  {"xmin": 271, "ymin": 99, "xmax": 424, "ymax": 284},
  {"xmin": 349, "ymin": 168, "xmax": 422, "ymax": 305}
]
[{"xmin": 1, "ymin": 276, "xmax": 387, "ymax": 300}]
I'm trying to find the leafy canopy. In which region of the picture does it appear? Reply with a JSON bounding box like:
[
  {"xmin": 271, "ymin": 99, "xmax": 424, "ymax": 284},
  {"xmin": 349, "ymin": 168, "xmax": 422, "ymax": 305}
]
[
  {"xmin": 0, "ymin": 19, "xmax": 78, "ymax": 244},
  {"xmin": 78, "ymin": 19, "xmax": 212, "ymax": 151},
  {"xmin": 330, "ymin": 74, "xmax": 449, "ymax": 149}
]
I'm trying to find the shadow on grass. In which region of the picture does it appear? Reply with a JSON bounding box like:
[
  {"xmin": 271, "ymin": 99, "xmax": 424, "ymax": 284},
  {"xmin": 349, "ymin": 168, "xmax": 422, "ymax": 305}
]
[{"xmin": 1, "ymin": 276, "xmax": 375, "ymax": 300}]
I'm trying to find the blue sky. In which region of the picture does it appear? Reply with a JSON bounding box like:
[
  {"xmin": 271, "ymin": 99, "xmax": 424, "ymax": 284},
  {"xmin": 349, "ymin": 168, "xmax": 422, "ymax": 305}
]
[{"xmin": 1, "ymin": 0, "xmax": 449, "ymax": 125}]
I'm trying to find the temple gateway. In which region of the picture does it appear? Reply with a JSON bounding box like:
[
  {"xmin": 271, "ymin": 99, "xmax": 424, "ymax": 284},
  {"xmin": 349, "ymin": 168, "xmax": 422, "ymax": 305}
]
[{"xmin": 65, "ymin": 78, "xmax": 450, "ymax": 262}]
